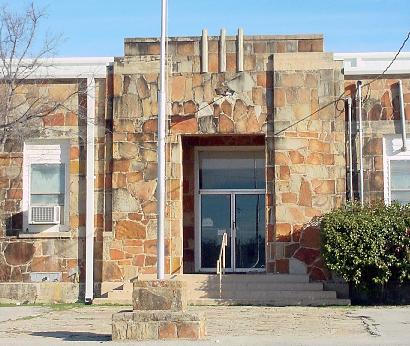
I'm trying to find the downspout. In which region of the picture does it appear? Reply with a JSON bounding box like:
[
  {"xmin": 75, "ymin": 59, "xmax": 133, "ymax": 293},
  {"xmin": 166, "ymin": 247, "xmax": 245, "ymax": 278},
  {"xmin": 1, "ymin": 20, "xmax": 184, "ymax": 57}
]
[
  {"xmin": 347, "ymin": 97, "xmax": 354, "ymax": 201},
  {"xmin": 85, "ymin": 77, "xmax": 95, "ymax": 304},
  {"xmin": 398, "ymin": 80, "xmax": 407, "ymax": 151},
  {"xmin": 357, "ymin": 81, "xmax": 364, "ymax": 206},
  {"xmin": 157, "ymin": 0, "xmax": 167, "ymax": 280}
]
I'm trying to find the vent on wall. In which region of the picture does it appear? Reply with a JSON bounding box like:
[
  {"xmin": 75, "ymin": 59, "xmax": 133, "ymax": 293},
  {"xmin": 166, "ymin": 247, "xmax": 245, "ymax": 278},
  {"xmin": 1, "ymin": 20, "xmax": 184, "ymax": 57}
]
[
  {"xmin": 30, "ymin": 272, "xmax": 62, "ymax": 282},
  {"xmin": 29, "ymin": 206, "xmax": 60, "ymax": 224}
]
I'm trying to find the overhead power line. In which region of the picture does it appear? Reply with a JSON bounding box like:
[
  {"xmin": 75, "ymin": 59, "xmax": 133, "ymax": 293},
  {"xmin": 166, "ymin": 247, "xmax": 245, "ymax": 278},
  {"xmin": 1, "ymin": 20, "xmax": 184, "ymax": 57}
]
[{"xmin": 274, "ymin": 31, "xmax": 410, "ymax": 137}]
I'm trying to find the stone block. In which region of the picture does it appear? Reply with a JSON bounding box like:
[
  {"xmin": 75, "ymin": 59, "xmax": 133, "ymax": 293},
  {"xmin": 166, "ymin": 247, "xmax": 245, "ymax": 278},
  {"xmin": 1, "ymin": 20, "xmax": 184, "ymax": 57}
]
[
  {"xmin": 0, "ymin": 283, "xmax": 81, "ymax": 304},
  {"xmin": 115, "ymin": 220, "xmax": 146, "ymax": 239},
  {"xmin": 128, "ymin": 180, "xmax": 157, "ymax": 201},
  {"xmin": 112, "ymin": 310, "xmax": 205, "ymax": 341},
  {"xmin": 298, "ymin": 39, "xmax": 323, "ymax": 52},
  {"xmin": 54, "ymin": 239, "xmax": 78, "ymax": 258},
  {"xmin": 158, "ymin": 321, "xmax": 177, "ymax": 338},
  {"xmin": 275, "ymin": 259, "xmax": 289, "ymax": 273},
  {"xmin": 289, "ymin": 258, "xmax": 307, "ymax": 274},
  {"xmin": 133, "ymin": 280, "xmax": 187, "ymax": 311},
  {"xmin": 4, "ymin": 242, "xmax": 35, "ymax": 265},
  {"xmin": 112, "ymin": 188, "xmax": 140, "ymax": 213}
]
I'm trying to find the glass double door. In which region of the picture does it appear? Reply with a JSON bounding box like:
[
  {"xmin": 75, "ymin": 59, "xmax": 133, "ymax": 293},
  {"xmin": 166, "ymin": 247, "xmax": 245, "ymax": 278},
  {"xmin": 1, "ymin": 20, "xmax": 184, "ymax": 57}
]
[{"xmin": 199, "ymin": 192, "xmax": 265, "ymax": 272}]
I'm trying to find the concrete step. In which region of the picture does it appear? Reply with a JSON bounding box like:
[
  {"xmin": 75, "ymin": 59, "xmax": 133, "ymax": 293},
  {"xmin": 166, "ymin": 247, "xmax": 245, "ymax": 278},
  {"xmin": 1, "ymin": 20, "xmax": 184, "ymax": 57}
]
[
  {"xmin": 100, "ymin": 274, "xmax": 312, "ymax": 295},
  {"xmin": 100, "ymin": 282, "xmax": 133, "ymax": 296},
  {"xmin": 93, "ymin": 295, "xmax": 350, "ymax": 307},
  {"xmin": 103, "ymin": 287, "xmax": 333, "ymax": 300},
  {"xmin": 105, "ymin": 290, "xmax": 336, "ymax": 301},
  {"xmin": 189, "ymin": 290, "xmax": 337, "ymax": 300},
  {"xmin": 188, "ymin": 298, "xmax": 351, "ymax": 307},
  {"xmin": 181, "ymin": 274, "xmax": 310, "ymax": 284},
  {"xmin": 188, "ymin": 282, "xmax": 324, "ymax": 291},
  {"xmin": 106, "ymin": 290, "xmax": 132, "ymax": 300},
  {"xmin": 101, "ymin": 280, "xmax": 320, "ymax": 294}
]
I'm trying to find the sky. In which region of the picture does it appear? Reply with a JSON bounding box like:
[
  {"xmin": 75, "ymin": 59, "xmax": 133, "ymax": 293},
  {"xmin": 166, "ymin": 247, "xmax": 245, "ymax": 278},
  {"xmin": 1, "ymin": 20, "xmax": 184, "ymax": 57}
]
[{"xmin": 2, "ymin": 0, "xmax": 410, "ymax": 57}]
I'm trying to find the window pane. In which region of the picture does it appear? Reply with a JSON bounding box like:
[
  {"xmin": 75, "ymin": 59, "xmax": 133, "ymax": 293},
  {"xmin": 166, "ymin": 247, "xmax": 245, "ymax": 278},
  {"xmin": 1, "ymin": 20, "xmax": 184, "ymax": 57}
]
[
  {"xmin": 199, "ymin": 151, "xmax": 264, "ymax": 189},
  {"xmin": 391, "ymin": 191, "xmax": 410, "ymax": 205},
  {"xmin": 31, "ymin": 194, "xmax": 64, "ymax": 205},
  {"xmin": 390, "ymin": 160, "xmax": 410, "ymax": 190},
  {"xmin": 235, "ymin": 194, "xmax": 265, "ymax": 269},
  {"xmin": 31, "ymin": 164, "xmax": 65, "ymax": 194},
  {"xmin": 201, "ymin": 194, "xmax": 231, "ymax": 268}
]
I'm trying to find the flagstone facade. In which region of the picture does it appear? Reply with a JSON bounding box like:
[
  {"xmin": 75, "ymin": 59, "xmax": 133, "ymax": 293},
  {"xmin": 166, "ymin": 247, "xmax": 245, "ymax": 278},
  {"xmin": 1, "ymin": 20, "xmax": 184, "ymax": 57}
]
[
  {"xmin": 107, "ymin": 34, "xmax": 345, "ymax": 281},
  {"xmin": 344, "ymin": 76, "xmax": 410, "ymax": 202},
  {"xmin": 0, "ymin": 77, "xmax": 111, "ymax": 286}
]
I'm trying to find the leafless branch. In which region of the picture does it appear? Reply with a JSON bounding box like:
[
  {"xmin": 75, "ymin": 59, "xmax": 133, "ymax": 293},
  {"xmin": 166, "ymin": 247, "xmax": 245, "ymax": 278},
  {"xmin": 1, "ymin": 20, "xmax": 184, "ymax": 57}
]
[{"xmin": 0, "ymin": 3, "xmax": 105, "ymax": 148}]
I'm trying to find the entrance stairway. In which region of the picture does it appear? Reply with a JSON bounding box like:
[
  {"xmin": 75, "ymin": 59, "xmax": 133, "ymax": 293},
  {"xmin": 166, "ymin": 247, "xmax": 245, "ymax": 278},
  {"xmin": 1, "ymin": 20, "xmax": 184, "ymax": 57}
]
[{"xmin": 93, "ymin": 274, "xmax": 350, "ymax": 306}]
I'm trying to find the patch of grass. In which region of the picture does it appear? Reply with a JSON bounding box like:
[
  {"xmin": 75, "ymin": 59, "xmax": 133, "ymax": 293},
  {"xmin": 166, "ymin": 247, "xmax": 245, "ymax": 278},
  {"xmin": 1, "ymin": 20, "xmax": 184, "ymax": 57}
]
[
  {"xmin": 0, "ymin": 303, "xmax": 18, "ymax": 307},
  {"xmin": 46, "ymin": 303, "xmax": 86, "ymax": 311},
  {"xmin": 0, "ymin": 302, "xmax": 87, "ymax": 310}
]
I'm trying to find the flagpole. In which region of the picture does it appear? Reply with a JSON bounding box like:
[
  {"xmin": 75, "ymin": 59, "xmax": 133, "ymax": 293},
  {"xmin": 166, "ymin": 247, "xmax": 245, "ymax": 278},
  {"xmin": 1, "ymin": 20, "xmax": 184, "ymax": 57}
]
[{"xmin": 157, "ymin": 0, "xmax": 167, "ymax": 280}]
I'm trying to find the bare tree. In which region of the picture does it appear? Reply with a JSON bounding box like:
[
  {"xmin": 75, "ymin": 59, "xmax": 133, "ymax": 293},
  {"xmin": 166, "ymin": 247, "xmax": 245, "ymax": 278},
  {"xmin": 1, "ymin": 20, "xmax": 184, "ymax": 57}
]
[{"xmin": 0, "ymin": 3, "xmax": 84, "ymax": 148}]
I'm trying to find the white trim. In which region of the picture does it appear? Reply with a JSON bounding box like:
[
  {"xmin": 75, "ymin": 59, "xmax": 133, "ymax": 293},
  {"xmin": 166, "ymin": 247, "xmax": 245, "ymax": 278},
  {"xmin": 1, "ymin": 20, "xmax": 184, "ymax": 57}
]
[
  {"xmin": 334, "ymin": 52, "xmax": 410, "ymax": 76},
  {"xmin": 383, "ymin": 135, "xmax": 410, "ymax": 204},
  {"xmin": 2, "ymin": 57, "xmax": 114, "ymax": 79},
  {"xmin": 383, "ymin": 137, "xmax": 389, "ymax": 204},
  {"xmin": 22, "ymin": 141, "xmax": 70, "ymax": 233},
  {"xmin": 85, "ymin": 77, "xmax": 95, "ymax": 303}
]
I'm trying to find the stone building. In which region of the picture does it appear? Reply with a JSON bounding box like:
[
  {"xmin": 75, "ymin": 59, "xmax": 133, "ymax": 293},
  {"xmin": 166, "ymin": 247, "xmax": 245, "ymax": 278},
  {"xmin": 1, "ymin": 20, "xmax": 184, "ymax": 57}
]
[
  {"xmin": 335, "ymin": 53, "xmax": 410, "ymax": 204},
  {"xmin": 0, "ymin": 32, "xmax": 409, "ymax": 304},
  {"xmin": 0, "ymin": 58, "xmax": 114, "ymax": 302}
]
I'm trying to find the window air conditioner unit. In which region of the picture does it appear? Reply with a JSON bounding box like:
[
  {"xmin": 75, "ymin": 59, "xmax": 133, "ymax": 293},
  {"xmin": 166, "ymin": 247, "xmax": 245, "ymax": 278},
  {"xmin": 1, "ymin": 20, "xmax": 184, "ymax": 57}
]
[{"xmin": 29, "ymin": 206, "xmax": 60, "ymax": 224}]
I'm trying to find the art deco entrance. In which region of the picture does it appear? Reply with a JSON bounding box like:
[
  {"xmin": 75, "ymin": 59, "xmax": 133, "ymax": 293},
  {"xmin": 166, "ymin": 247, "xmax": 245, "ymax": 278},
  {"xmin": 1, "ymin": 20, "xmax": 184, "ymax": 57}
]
[{"xmin": 195, "ymin": 148, "xmax": 265, "ymax": 272}]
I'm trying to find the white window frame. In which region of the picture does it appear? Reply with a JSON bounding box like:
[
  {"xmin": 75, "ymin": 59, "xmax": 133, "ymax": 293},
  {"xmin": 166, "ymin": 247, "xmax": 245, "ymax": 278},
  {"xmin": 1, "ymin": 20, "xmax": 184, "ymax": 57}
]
[
  {"xmin": 383, "ymin": 136, "xmax": 410, "ymax": 205},
  {"xmin": 23, "ymin": 140, "xmax": 70, "ymax": 233}
]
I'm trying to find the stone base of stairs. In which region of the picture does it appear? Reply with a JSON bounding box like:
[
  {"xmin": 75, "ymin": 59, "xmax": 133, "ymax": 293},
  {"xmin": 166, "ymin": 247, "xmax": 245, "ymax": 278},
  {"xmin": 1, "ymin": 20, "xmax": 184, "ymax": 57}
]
[{"xmin": 94, "ymin": 274, "xmax": 350, "ymax": 306}]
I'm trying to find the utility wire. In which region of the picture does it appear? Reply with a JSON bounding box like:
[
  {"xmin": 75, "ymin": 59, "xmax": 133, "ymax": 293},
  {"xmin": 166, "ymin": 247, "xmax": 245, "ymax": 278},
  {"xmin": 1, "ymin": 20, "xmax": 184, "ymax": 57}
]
[
  {"xmin": 274, "ymin": 31, "xmax": 410, "ymax": 136},
  {"xmin": 361, "ymin": 31, "xmax": 410, "ymax": 88}
]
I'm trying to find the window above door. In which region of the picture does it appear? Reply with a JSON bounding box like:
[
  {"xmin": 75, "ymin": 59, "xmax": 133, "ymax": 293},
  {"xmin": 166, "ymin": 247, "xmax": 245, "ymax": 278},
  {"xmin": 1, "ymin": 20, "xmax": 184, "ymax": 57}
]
[{"xmin": 198, "ymin": 149, "xmax": 265, "ymax": 190}]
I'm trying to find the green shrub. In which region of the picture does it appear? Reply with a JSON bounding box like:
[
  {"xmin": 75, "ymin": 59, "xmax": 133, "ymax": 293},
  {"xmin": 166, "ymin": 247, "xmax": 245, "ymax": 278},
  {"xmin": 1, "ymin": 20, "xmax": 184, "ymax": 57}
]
[{"xmin": 321, "ymin": 201, "xmax": 410, "ymax": 289}]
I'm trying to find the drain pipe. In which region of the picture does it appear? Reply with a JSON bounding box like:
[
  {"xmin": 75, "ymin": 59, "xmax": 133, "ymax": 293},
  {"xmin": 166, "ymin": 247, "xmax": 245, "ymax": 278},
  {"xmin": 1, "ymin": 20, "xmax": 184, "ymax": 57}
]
[
  {"xmin": 85, "ymin": 77, "xmax": 96, "ymax": 304},
  {"xmin": 357, "ymin": 81, "xmax": 364, "ymax": 206},
  {"xmin": 157, "ymin": 0, "xmax": 167, "ymax": 280},
  {"xmin": 398, "ymin": 80, "xmax": 407, "ymax": 151},
  {"xmin": 347, "ymin": 97, "xmax": 354, "ymax": 201}
]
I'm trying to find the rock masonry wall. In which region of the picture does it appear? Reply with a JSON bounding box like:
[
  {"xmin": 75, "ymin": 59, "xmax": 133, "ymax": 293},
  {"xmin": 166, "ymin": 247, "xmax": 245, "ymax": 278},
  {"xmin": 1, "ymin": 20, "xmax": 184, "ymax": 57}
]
[
  {"xmin": 344, "ymin": 77, "xmax": 410, "ymax": 202},
  {"xmin": 0, "ymin": 79, "xmax": 110, "ymax": 284},
  {"xmin": 109, "ymin": 34, "xmax": 346, "ymax": 281}
]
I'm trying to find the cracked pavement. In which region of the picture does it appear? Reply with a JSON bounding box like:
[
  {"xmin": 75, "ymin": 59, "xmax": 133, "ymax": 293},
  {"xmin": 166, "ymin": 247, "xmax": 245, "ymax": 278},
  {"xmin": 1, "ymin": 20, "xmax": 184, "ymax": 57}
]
[{"xmin": 0, "ymin": 304, "xmax": 409, "ymax": 345}]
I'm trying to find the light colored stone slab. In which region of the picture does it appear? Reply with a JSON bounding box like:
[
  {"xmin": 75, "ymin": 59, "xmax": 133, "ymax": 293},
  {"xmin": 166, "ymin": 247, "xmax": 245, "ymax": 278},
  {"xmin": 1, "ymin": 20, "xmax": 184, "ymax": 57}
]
[{"xmin": 132, "ymin": 280, "xmax": 187, "ymax": 311}]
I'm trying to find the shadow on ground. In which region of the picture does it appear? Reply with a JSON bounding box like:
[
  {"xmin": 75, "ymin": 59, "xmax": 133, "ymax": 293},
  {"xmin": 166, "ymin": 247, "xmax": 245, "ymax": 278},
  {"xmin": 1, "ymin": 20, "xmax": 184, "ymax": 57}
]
[{"xmin": 30, "ymin": 331, "xmax": 111, "ymax": 341}]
